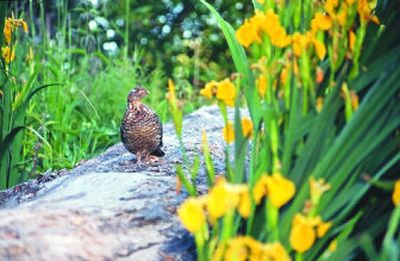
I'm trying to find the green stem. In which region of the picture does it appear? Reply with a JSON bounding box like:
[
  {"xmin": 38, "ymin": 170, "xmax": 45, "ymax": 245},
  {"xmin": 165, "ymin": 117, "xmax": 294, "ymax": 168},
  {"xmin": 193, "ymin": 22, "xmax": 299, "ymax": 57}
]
[
  {"xmin": 221, "ymin": 209, "xmax": 234, "ymax": 242},
  {"xmin": 124, "ymin": 0, "xmax": 130, "ymax": 58},
  {"xmin": 296, "ymin": 253, "xmax": 303, "ymax": 261},
  {"xmin": 194, "ymin": 229, "xmax": 205, "ymax": 261},
  {"xmin": 266, "ymin": 199, "xmax": 279, "ymax": 241}
]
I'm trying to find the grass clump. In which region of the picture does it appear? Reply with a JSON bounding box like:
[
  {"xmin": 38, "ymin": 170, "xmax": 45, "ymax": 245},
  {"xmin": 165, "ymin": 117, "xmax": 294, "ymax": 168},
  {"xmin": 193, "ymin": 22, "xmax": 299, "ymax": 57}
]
[{"xmin": 173, "ymin": 0, "xmax": 400, "ymax": 260}]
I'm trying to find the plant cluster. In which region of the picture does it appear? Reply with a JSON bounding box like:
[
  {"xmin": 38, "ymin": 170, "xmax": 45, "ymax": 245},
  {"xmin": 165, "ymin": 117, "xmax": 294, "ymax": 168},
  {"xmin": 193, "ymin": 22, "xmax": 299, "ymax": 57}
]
[
  {"xmin": 169, "ymin": 0, "xmax": 400, "ymax": 260},
  {"xmin": 0, "ymin": 1, "xmax": 187, "ymax": 185}
]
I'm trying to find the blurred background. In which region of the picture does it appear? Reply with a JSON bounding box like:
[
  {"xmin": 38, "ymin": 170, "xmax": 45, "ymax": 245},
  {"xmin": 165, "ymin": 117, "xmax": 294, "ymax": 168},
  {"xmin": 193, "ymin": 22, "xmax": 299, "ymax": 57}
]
[{"xmin": 1, "ymin": 0, "xmax": 252, "ymax": 181}]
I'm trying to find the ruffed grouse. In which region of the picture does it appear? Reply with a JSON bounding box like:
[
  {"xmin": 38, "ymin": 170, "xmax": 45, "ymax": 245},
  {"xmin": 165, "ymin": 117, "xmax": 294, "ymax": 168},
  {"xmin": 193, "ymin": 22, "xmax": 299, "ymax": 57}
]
[{"xmin": 121, "ymin": 86, "xmax": 164, "ymax": 164}]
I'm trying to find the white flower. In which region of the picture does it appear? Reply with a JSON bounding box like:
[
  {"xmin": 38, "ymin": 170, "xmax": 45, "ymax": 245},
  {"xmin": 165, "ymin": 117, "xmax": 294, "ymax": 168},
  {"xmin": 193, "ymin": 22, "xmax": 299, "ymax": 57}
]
[
  {"xmin": 103, "ymin": 41, "xmax": 119, "ymax": 56},
  {"xmin": 162, "ymin": 25, "xmax": 171, "ymax": 35},
  {"xmin": 95, "ymin": 17, "xmax": 109, "ymax": 28},
  {"xmin": 106, "ymin": 29, "xmax": 116, "ymax": 39},
  {"xmin": 88, "ymin": 20, "xmax": 98, "ymax": 31},
  {"xmin": 89, "ymin": 0, "xmax": 99, "ymax": 8}
]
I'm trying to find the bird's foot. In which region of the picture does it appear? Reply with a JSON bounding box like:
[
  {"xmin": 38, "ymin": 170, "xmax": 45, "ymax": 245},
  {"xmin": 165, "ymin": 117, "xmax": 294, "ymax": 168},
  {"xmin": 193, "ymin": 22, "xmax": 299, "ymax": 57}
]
[{"xmin": 142, "ymin": 155, "xmax": 160, "ymax": 165}]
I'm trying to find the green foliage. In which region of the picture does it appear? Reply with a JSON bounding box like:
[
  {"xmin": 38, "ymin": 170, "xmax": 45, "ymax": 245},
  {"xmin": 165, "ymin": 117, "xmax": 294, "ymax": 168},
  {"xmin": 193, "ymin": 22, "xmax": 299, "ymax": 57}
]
[
  {"xmin": 1, "ymin": 0, "xmax": 213, "ymax": 184},
  {"xmin": 0, "ymin": 0, "xmax": 219, "ymax": 180},
  {"xmin": 173, "ymin": 0, "xmax": 400, "ymax": 260},
  {"xmin": 0, "ymin": 3, "xmax": 63, "ymax": 189}
]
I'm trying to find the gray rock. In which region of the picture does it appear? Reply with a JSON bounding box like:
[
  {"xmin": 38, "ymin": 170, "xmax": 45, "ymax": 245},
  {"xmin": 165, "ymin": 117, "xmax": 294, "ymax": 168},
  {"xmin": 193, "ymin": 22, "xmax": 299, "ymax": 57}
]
[{"xmin": 0, "ymin": 105, "xmax": 245, "ymax": 261}]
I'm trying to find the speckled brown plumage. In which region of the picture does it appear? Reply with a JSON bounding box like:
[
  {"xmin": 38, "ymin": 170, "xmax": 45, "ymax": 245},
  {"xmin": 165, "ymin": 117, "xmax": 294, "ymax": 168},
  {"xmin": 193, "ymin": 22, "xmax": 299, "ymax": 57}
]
[{"xmin": 120, "ymin": 86, "xmax": 164, "ymax": 164}]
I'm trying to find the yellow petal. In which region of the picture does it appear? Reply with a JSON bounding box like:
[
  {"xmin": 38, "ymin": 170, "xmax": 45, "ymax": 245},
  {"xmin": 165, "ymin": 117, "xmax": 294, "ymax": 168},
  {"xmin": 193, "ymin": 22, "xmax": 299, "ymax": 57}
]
[
  {"xmin": 20, "ymin": 19, "xmax": 28, "ymax": 33},
  {"xmin": 236, "ymin": 19, "xmax": 261, "ymax": 48},
  {"xmin": 269, "ymin": 26, "xmax": 291, "ymax": 48},
  {"xmin": 290, "ymin": 218, "xmax": 316, "ymax": 253},
  {"xmin": 311, "ymin": 13, "xmax": 333, "ymax": 31},
  {"xmin": 207, "ymin": 178, "xmax": 239, "ymax": 219},
  {"xmin": 3, "ymin": 18, "xmax": 12, "ymax": 45},
  {"xmin": 291, "ymin": 32, "xmax": 309, "ymax": 57},
  {"xmin": 1, "ymin": 46, "xmax": 15, "ymax": 64},
  {"xmin": 393, "ymin": 179, "xmax": 400, "ymax": 206},
  {"xmin": 224, "ymin": 98, "xmax": 235, "ymax": 107},
  {"xmin": 216, "ymin": 78, "xmax": 236, "ymax": 107},
  {"xmin": 313, "ymin": 38, "xmax": 327, "ymax": 60},
  {"xmin": 253, "ymin": 176, "xmax": 268, "ymax": 204},
  {"xmin": 223, "ymin": 121, "xmax": 235, "ymax": 143},
  {"xmin": 370, "ymin": 15, "xmax": 380, "ymax": 25},
  {"xmin": 223, "ymin": 237, "xmax": 251, "ymax": 261},
  {"xmin": 337, "ymin": 4, "xmax": 348, "ymax": 27},
  {"xmin": 280, "ymin": 66, "xmax": 288, "ymax": 85},
  {"xmin": 238, "ymin": 189, "xmax": 251, "ymax": 218},
  {"xmin": 256, "ymin": 74, "xmax": 267, "ymax": 98},
  {"xmin": 349, "ymin": 30, "xmax": 356, "ymax": 52},
  {"xmin": 265, "ymin": 173, "xmax": 296, "ymax": 208},
  {"xmin": 263, "ymin": 242, "xmax": 291, "ymax": 261},
  {"xmin": 254, "ymin": 10, "xmax": 280, "ymax": 35},
  {"xmin": 200, "ymin": 81, "xmax": 218, "ymax": 99},
  {"xmin": 317, "ymin": 221, "xmax": 332, "ymax": 237},
  {"xmin": 357, "ymin": 0, "xmax": 380, "ymax": 24},
  {"xmin": 212, "ymin": 242, "xmax": 225, "ymax": 261},
  {"xmin": 241, "ymin": 117, "xmax": 253, "ymax": 138},
  {"xmin": 325, "ymin": 0, "xmax": 339, "ymax": 17},
  {"xmin": 177, "ymin": 197, "xmax": 206, "ymax": 233}
]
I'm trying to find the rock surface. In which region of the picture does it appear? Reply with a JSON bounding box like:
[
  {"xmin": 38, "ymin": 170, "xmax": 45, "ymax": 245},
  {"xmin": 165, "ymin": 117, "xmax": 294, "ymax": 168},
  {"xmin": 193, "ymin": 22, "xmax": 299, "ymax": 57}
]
[{"xmin": 0, "ymin": 105, "xmax": 238, "ymax": 261}]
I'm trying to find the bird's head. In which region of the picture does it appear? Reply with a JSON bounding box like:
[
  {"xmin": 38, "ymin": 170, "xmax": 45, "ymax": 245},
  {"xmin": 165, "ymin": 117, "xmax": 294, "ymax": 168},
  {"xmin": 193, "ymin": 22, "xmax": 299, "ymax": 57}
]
[{"xmin": 127, "ymin": 86, "xmax": 149, "ymax": 104}]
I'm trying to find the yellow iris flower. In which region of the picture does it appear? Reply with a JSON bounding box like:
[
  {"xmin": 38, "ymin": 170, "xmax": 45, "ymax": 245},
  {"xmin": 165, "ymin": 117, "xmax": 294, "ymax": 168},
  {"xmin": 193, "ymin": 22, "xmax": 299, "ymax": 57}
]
[
  {"xmin": 215, "ymin": 236, "xmax": 290, "ymax": 261},
  {"xmin": 265, "ymin": 173, "xmax": 296, "ymax": 208},
  {"xmin": 290, "ymin": 217, "xmax": 316, "ymax": 253},
  {"xmin": 290, "ymin": 213, "xmax": 332, "ymax": 253},
  {"xmin": 311, "ymin": 13, "xmax": 333, "ymax": 32},
  {"xmin": 222, "ymin": 118, "xmax": 254, "ymax": 143},
  {"xmin": 253, "ymin": 173, "xmax": 296, "ymax": 208},
  {"xmin": 200, "ymin": 78, "xmax": 236, "ymax": 107},
  {"xmin": 309, "ymin": 176, "xmax": 331, "ymax": 204},
  {"xmin": 1, "ymin": 46, "xmax": 15, "ymax": 64},
  {"xmin": 3, "ymin": 17, "xmax": 29, "ymax": 45},
  {"xmin": 177, "ymin": 197, "xmax": 206, "ymax": 233},
  {"xmin": 216, "ymin": 78, "xmax": 236, "ymax": 107},
  {"xmin": 235, "ymin": 19, "xmax": 261, "ymax": 48},
  {"xmin": 357, "ymin": 0, "xmax": 380, "ymax": 24},
  {"xmin": 206, "ymin": 178, "xmax": 250, "ymax": 220}
]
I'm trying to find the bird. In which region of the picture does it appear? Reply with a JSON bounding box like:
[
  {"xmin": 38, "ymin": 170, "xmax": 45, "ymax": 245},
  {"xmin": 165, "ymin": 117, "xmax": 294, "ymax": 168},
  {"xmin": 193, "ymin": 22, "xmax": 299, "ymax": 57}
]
[{"xmin": 120, "ymin": 86, "xmax": 164, "ymax": 165}]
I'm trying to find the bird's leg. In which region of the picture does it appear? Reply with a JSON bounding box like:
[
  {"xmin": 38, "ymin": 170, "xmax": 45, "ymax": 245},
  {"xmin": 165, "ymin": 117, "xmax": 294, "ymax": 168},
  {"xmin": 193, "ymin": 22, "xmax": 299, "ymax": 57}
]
[
  {"xmin": 136, "ymin": 152, "xmax": 144, "ymax": 167},
  {"xmin": 142, "ymin": 155, "xmax": 160, "ymax": 164}
]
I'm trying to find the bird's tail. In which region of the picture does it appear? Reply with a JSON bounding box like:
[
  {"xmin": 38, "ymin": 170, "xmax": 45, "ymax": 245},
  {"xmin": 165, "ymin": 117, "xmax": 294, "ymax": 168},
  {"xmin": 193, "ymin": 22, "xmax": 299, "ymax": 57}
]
[{"xmin": 151, "ymin": 147, "xmax": 165, "ymax": 157}]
